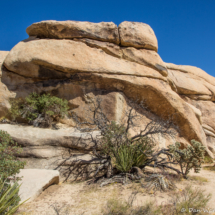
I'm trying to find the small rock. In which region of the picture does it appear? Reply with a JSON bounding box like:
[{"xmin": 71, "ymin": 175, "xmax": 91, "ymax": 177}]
[{"xmin": 17, "ymin": 169, "xmax": 60, "ymax": 202}]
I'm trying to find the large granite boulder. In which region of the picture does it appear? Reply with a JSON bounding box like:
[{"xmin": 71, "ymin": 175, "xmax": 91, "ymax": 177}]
[
  {"xmin": 26, "ymin": 20, "xmax": 120, "ymax": 44},
  {"xmin": 118, "ymin": 21, "xmax": 158, "ymax": 51},
  {"xmin": 0, "ymin": 20, "xmax": 215, "ymax": 174},
  {"xmin": 3, "ymin": 39, "xmax": 165, "ymax": 80}
]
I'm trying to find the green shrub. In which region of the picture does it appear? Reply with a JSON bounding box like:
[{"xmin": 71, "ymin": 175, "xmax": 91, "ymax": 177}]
[
  {"xmin": 0, "ymin": 130, "xmax": 25, "ymax": 181},
  {"xmin": 101, "ymin": 121, "xmax": 154, "ymax": 173},
  {"xmin": 168, "ymin": 140, "xmax": 205, "ymax": 179},
  {"xmin": 9, "ymin": 93, "xmax": 69, "ymax": 127},
  {"xmin": 0, "ymin": 179, "xmax": 27, "ymax": 215},
  {"xmin": 0, "ymin": 130, "xmax": 26, "ymax": 214}
]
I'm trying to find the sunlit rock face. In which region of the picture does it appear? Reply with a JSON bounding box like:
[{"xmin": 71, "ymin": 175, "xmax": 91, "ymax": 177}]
[{"xmin": 1, "ymin": 20, "xmax": 215, "ymax": 172}]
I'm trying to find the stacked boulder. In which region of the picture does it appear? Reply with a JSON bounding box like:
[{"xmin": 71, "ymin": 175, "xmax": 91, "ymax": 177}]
[{"xmin": 0, "ymin": 20, "xmax": 215, "ymax": 176}]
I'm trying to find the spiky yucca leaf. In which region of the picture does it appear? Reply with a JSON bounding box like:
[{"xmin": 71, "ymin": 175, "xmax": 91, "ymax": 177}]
[
  {"xmin": 113, "ymin": 144, "xmax": 134, "ymax": 173},
  {"xmin": 0, "ymin": 179, "xmax": 27, "ymax": 215}
]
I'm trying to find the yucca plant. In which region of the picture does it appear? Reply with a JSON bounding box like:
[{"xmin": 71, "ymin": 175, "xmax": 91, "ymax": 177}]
[
  {"xmin": 113, "ymin": 142, "xmax": 153, "ymax": 173},
  {"xmin": 100, "ymin": 121, "xmax": 154, "ymax": 174},
  {"xmin": 132, "ymin": 137, "xmax": 154, "ymax": 167},
  {"xmin": 113, "ymin": 144, "xmax": 134, "ymax": 173},
  {"xmin": 0, "ymin": 179, "xmax": 27, "ymax": 215}
]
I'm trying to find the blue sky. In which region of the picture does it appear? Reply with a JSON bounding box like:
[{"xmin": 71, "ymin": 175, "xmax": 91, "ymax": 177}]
[{"xmin": 1, "ymin": 0, "xmax": 215, "ymax": 76}]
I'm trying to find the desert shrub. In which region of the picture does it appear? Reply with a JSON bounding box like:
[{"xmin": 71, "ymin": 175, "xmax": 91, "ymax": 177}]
[
  {"xmin": 0, "ymin": 179, "xmax": 27, "ymax": 215},
  {"xmin": 100, "ymin": 121, "xmax": 154, "ymax": 173},
  {"xmin": 9, "ymin": 93, "xmax": 69, "ymax": 127},
  {"xmin": 168, "ymin": 140, "xmax": 205, "ymax": 179},
  {"xmin": 0, "ymin": 130, "xmax": 25, "ymax": 181},
  {"xmin": 161, "ymin": 186, "xmax": 211, "ymax": 215},
  {"xmin": 0, "ymin": 130, "xmax": 26, "ymax": 214}
]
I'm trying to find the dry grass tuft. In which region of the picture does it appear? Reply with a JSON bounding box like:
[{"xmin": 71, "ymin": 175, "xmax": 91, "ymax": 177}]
[
  {"xmin": 203, "ymin": 165, "xmax": 215, "ymax": 171},
  {"xmin": 160, "ymin": 185, "xmax": 211, "ymax": 215},
  {"xmin": 204, "ymin": 156, "xmax": 214, "ymax": 164},
  {"xmin": 102, "ymin": 185, "xmax": 211, "ymax": 215},
  {"xmin": 142, "ymin": 173, "xmax": 176, "ymax": 193},
  {"xmin": 188, "ymin": 176, "xmax": 208, "ymax": 183}
]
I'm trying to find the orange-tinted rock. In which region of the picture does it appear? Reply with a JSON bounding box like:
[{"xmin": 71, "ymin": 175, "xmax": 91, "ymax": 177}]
[
  {"xmin": 0, "ymin": 51, "xmax": 9, "ymax": 78},
  {"xmin": 1, "ymin": 20, "xmax": 215, "ymax": 159},
  {"xmin": 4, "ymin": 39, "xmax": 165, "ymax": 81},
  {"xmin": 0, "ymin": 51, "xmax": 15, "ymax": 117},
  {"xmin": 118, "ymin": 21, "xmax": 158, "ymax": 51},
  {"xmin": 166, "ymin": 63, "xmax": 215, "ymax": 101},
  {"xmin": 73, "ymin": 38, "xmax": 123, "ymax": 58},
  {"xmin": 122, "ymin": 47, "xmax": 167, "ymax": 76},
  {"xmin": 26, "ymin": 20, "xmax": 120, "ymax": 44}
]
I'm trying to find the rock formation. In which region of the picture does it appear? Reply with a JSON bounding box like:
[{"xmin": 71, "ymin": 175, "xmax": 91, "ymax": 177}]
[
  {"xmin": 0, "ymin": 51, "xmax": 15, "ymax": 116},
  {"xmin": 0, "ymin": 20, "xmax": 215, "ymax": 178}
]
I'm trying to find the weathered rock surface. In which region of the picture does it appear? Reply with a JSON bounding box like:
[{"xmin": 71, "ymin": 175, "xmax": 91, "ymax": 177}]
[
  {"xmin": 168, "ymin": 69, "xmax": 213, "ymax": 98},
  {"xmin": 0, "ymin": 51, "xmax": 15, "ymax": 117},
  {"xmin": 183, "ymin": 98, "xmax": 215, "ymax": 134},
  {"xmin": 166, "ymin": 63, "xmax": 215, "ymax": 101},
  {"xmin": 182, "ymin": 96, "xmax": 215, "ymax": 153},
  {"xmin": 74, "ymin": 38, "xmax": 123, "ymax": 58},
  {"xmin": 0, "ymin": 83, "xmax": 15, "ymax": 117},
  {"xmin": 0, "ymin": 124, "xmax": 100, "ymax": 154},
  {"xmin": 0, "ymin": 51, "xmax": 9, "ymax": 78},
  {"xmin": 17, "ymin": 169, "xmax": 59, "ymax": 202},
  {"xmin": 119, "ymin": 21, "xmax": 158, "ymax": 51},
  {"xmin": 26, "ymin": 20, "xmax": 120, "ymax": 44},
  {"xmin": 2, "ymin": 66, "xmax": 209, "ymax": 153},
  {"xmin": 4, "ymin": 39, "xmax": 165, "ymax": 81},
  {"xmin": 0, "ymin": 19, "xmax": 215, "ymax": 172},
  {"xmin": 122, "ymin": 47, "xmax": 167, "ymax": 76},
  {"xmin": 166, "ymin": 63, "xmax": 215, "ymax": 87},
  {"xmin": 0, "ymin": 124, "xmax": 103, "ymax": 180}
]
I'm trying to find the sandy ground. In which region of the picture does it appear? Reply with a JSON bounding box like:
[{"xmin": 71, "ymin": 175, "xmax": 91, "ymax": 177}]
[{"xmin": 15, "ymin": 166, "xmax": 215, "ymax": 215}]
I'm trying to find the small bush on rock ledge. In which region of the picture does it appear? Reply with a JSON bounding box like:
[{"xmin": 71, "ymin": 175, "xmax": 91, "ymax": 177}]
[{"xmin": 9, "ymin": 93, "xmax": 69, "ymax": 128}]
